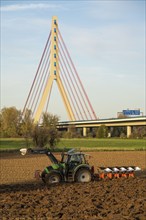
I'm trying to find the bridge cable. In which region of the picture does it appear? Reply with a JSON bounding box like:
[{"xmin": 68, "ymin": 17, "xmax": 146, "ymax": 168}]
[
  {"xmin": 30, "ymin": 43, "xmax": 51, "ymax": 115},
  {"xmin": 58, "ymin": 36, "xmax": 88, "ymax": 120},
  {"xmin": 58, "ymin": 29, "xmax": 97, "ymax": 120},
  {"xmin": 58, "ymin": 30, "xmax": 91, "ymax": 120},
  {"xmin": 24, "ymin": 35, "xmax": 51, "ymax": 114},
  {"xmin": 58, "ymin": 39, "xmax": 85, "ymax": 120},
  {"xmin": 23, "ymin": 31, "xmax": 51, "ymax": 116},
  {"xmin": 45, "ymin": 82, "xmax": 53, "ymax": 114},
  {"xmin": 59, "ymin": 53, "xmax": 82, "ymax": 120},
  {"xmin": 59, "ymin": 58, "xmax": 80, "ymax": 120}
]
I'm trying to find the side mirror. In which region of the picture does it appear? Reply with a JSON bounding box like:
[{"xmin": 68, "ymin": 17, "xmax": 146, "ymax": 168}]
[{"xmin": 20, "ymin": 148, "xmax": 27, "ymax": 156}]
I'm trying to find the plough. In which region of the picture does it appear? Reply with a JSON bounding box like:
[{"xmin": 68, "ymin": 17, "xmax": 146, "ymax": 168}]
[{"xmin": 96, "ymin": 166, "xmax": 141, "ymax": 179}]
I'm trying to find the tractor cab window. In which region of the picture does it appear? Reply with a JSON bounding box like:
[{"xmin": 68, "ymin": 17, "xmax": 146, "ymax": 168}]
[
  {"xmin": 61, "ymin": 154, "xmax": 68, "ymax": 163},
  {"xmin": 70, "ymin": 154, "xmax": 85, "ymax": 164}
]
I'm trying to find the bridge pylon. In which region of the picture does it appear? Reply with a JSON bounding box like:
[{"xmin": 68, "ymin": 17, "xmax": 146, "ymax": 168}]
[{"xmin": 23, "ymin": 16, "xmax": 97, "ymax": 122}]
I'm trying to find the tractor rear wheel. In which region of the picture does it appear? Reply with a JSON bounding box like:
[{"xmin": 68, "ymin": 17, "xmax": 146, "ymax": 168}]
[
  {"xmin": 75, "ymin": 168, "xmax": 91, "ymax": 183},
  {"xmin": 43, "ymin": 172, "xmax": 62, "ymax": 185}
]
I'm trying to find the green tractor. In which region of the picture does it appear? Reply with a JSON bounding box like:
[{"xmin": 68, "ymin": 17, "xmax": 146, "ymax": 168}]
[{"xmin": 20, "ymin": 148, "xmax": 93, "ymax": 184}]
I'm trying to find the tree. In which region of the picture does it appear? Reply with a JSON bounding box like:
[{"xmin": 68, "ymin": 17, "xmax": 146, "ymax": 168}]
[
  {"xmin": 32, "ymin": 124, "xmax": 50, "ymax": 148},
  {"xmin": 96, "ymin": 125, "xmax": 108, "ymax": 138},
  {"xmin": 62, "ymin": 125, "xmax": 82, "ymax": 138},
  {"xmin": 0, "ymin": 107, "xmax": 21, "ymax": 137},
  {"xmin": 32, "ymin": 113, "xmax": 60, "ymax": 149},
  {"xmin": 20, "ymin": 109, "xmax": 34, "ymax": 147},
  {"xmin": 42, "ymin": 112, "xmax": 59, "ymax": 128},
  {"xmin": 111, "ymin": 127, "xmax": 126, "ymax": 137},
  {"xmin": 48, "ymin": 128, "xmax": 60, "ymax": 148},
  {"xmin": 20, "ymin": 109, "xmax": 34, "ymax": 137},
  {"xmin": 130, "ymin": 126, "xmax": 146, "ymax": 138},
  {"xmin": 90, "ymin": 127, "xmax": 98, "ymax": 138}
]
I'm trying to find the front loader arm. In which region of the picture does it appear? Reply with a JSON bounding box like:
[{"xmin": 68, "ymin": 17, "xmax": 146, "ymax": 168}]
[{"xmin": 20, "ymin": 148, "xmax": 59, "ymax": 164}]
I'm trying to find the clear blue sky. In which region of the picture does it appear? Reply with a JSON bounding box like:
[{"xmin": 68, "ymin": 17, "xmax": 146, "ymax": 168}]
[{"xmin": 1, "ymin": 0, "xmax": 145, "ymax": 120}]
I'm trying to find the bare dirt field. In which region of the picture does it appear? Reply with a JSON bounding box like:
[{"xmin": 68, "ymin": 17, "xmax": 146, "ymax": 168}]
[{"xmin": 0, "ymin": 151, "xmax": 146, "ymax": 219}]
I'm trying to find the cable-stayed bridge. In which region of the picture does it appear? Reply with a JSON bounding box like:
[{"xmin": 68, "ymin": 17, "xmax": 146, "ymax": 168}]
[
  {"xmin": 22, "ymin": 16, "xmax": 146, "ymax": 137},
  {"xmin": 23, "ymin": 16, "xmax": 97, "ymax": 122}
]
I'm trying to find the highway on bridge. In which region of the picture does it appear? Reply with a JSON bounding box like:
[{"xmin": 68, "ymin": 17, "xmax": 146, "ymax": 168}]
[{"xmin": 58, "ymin": 116, "xmax": 146, "ymax": 137}]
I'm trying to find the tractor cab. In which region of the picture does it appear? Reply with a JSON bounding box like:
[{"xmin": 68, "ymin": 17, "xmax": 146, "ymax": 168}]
[{"xmin": 61, "ymin": 152, "xmax": 87, "ymax": 164}]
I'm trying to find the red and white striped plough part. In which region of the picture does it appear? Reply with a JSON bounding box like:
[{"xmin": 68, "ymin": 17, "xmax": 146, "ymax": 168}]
[{"xmin": 97, "ymin": 166, "xmax": 141, "ymax": 179}]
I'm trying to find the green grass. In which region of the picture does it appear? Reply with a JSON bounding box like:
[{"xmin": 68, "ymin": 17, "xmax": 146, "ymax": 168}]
[
  {"xmin": 58, "ymin": 138, "xmax": 146, "ymax": 151},
  {"xmin": 0, "ymin": 138, "xmax": 146, "ymax": 151},
  {"xmin": 0, "ymin": 138, "xmax": 32, "ymax": 150}
]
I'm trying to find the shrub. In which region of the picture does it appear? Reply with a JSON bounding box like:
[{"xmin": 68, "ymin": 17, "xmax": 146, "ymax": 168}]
[{"xmin": 96, "ymin": 125, "xmax": 108, "ymax": 138}]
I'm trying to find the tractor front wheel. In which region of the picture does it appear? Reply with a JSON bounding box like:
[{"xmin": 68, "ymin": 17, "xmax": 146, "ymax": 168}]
[
  {"xmin": 75, "ymin": 168, "xmax": 91, "ymax": 183},
  {"xmin": 43, "ymin": 172, "xmax": 62, "ymax": 185}
]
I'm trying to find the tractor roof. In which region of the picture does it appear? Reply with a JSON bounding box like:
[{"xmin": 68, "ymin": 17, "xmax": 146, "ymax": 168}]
[
  {"xmin": 62, "ymin": 149, "xmax": 84, "ymax": 156},
  {"xmin": 64, "ymin": 152, "xmax": 85, "ymax": 156},
  {"xmin": 62, "ymin": 149, "xmax": 90, "ymax": 157}
]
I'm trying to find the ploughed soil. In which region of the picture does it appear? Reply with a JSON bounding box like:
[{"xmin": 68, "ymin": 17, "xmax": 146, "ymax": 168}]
[{"xmin": 0, "ymin": 151, "xmax": 146, "ymax": 219}]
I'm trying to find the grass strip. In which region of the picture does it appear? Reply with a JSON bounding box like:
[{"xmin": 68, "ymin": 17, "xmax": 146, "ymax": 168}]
[{"xmin": 0, "ymin": 138, "xmax": 145, "ymax": 152}]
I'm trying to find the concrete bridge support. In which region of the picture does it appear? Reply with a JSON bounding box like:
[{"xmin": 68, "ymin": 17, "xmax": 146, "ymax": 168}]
[
  {"xmin": 127, "ymin": 126, "xmax": 132, "ymax": 138},
  {"xmin": 83, "ymin": 127, "xmax": 87, "ymax": 137}
]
